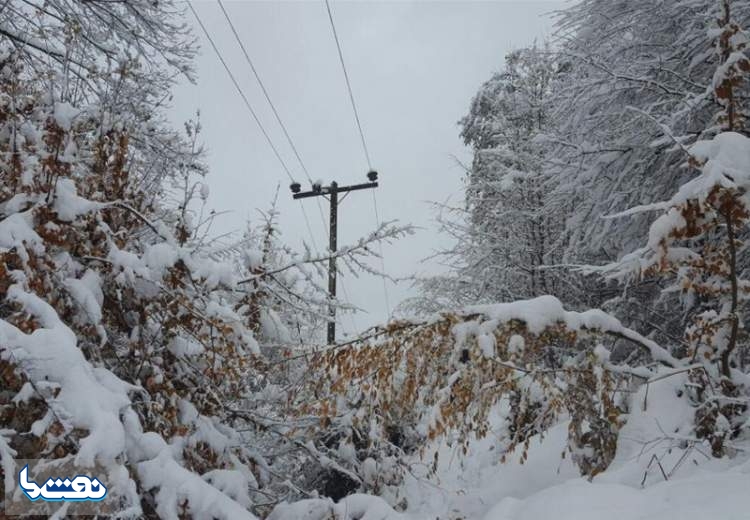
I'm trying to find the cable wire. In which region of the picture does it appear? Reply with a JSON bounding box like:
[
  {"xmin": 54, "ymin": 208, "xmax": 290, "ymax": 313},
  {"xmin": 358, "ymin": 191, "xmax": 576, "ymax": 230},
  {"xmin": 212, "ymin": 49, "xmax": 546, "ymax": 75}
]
[
  {"xmin": 214, "ymin": 0, "xmax": 330, "ymax": 246},
  {"xmin": 189, "ymin": 2, "xmax": 321, "ymax": 268},
  {"xmin": 215, "ymin": 0, "xmax": 335, "ymax": 265},
  {"xmin": 188, "ymin": 1, "xmax": 294, "ymax": 183},
  {"xmin": 323, "ymin": 0, "xmax": 392, "ymax": 319},
  {"xmin": 324, "ymin": 0, "xmax": 372, "ymax": 170},
  {"xmin": 216, "ymin": 0, "xmax": 313, "ymax": 183},
  {"xmin": 217, "ymin": 0, "xmax": 358, "ymax": 334},
  {"xmin": 193, "ymin": 1, "xmax": 358, "ymax": 332},
  {"xmin": 216, "ymin": 0, "xmax": 332, "ymax": 259}
]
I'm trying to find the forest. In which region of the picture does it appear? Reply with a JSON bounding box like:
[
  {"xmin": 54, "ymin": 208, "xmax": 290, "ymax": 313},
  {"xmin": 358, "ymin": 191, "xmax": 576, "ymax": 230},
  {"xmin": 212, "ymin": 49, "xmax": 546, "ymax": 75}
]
[{"xmin": 0, "ymin": 0, "xmax": 749, "ymax": 519}]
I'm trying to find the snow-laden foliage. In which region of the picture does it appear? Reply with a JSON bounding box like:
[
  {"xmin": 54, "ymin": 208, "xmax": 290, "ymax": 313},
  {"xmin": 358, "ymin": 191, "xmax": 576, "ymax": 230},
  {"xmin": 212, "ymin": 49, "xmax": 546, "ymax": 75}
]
[
  {"xmin": 0, "ymin": 37, "xmax": 261, "ymax": 517},
  {"xmin": 550, "ymin": 0, "xmax": 750, "ymax": 258},
  {"xmin": 0, "ymin": 3, "xmax": 410, "ymax": 517}
]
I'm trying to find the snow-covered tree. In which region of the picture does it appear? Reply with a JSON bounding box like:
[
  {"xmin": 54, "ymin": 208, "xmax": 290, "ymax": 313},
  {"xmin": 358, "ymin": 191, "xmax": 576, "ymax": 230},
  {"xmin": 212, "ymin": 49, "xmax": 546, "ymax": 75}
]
[
  {"xmin": 460, "ymin": 44, "xmax": 563, "ymax": 298},
  {"xmin": 406, "ymin": 44, "xmax": 584, "ymax": 319},
  {"xmin": 549, "ymin": 0, "xmax": 750, "ymax": 258},
  {"xmin": 592, "ymin": 0, "xmax": 750, "ymax": 457},
  {"xmin": 0, "ymin": 37, "xmax": 265, "ymax": 515},
  {"xmin": 0, "ymin": 3, "xmax": 409, "ymax": 516}
]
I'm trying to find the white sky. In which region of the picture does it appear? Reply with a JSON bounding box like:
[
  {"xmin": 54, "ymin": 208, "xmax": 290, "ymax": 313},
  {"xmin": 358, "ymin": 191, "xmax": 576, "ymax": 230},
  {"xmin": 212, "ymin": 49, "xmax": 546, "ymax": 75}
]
[{"xmin": 169, "ymin": 0, "xmax": 558, "ymax": 338}]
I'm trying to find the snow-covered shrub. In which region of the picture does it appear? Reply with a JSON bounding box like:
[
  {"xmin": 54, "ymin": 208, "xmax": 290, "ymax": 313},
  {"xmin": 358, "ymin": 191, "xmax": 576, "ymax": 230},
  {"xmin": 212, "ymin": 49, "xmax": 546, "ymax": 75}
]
[
  {"xmin": 300, "ymin": 297, "xmax": 681, "ymax": 480},
  {"xmin": 0, "ymin": 40, "xmax": 270, "ymax": 515},
  {"xmin": 0, "ymin": 39, "xmax": 410, "ymax": 513}
]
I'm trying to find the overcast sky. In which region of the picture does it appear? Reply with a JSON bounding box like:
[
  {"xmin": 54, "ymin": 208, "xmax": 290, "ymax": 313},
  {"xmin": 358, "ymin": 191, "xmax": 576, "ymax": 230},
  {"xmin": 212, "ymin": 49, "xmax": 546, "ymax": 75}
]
[{"xmin": 169, "ymin": 0, "xmax": 558, "ymax": 338}]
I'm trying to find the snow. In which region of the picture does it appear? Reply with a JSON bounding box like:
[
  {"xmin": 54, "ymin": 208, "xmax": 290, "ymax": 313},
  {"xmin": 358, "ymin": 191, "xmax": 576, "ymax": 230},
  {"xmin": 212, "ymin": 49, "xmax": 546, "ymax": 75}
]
[
  {"xmin": 712, "ymin": 49, "xmax": 750, "ymax": 89},
  {"xmin": 138, "ymin": 450, "xmax": 257, "ymax": 520},
  {"xmin": 0, "ymin": 429, "xmax": 17, "ymax": 495},
  {"xmin": 193, "ymin": 256, "xmax": 236, "ymax": 289},
  {"xmin": 272, "ymin": 381, "xmax": 750, "ymax": 520},
  {"xmin": 109, "ymin": 240, "xmax": 242, "ymax": 293},
  {"xmin": 11, "ymin": 382, "xmax": 35, "ymax": 404},
  {"xmin": 143, "ymin": 242, "xmax": 179, "ymax": 272},
  {"xmin": 497, "ymin": 168, "xmax": 530, "ymax": 191},
  {"xmin": 52, "ymin": 178, "xmax": 103, "ymax": 222},
  {"xmin": 0, "ymin": 286, "xmax": 260, "ymax": 518},
  {"xmin": 465, "ymin": 295, "xmax": 593, "ymax": 334},
  {"xmin": 260, "ymin": 308, "xmax": 292, "ymax": 343},
  {"xmin": 53, "ymin": 101, "xmax": 79, "ymax": 130},
  {"xmin": 65, "ymin": 270, "xmax": 104, "ymax": 325},
  {"xmin": 461, "ymin": 295, "xmax": 679, "ymax": 367},
  {"xmin": 481, "ymin": 470, "xmax": 750, "ymax": 520},
  {"xmin": 1, "ymin": 286, "xmax": 131, "ymax": 466},
  {"xmin": 689, "ymin": 131, "xmax": 750, "ymax": 194},
  {"xmin": 243, "ymin": 247, "xmax": 264, "ymax": 270},
  {"xmin": 608, "ymin": 132, "xmax": 750, "ymax": 219},
  {"xmin": 647, "ymin": 207, "xmax": 687, "ymax": 250},
  {"xmin": 0, "ymin": 212, "xmax": 44, "ymax": 262},
  {"xmin": 181, "ymin": 405, "xmax": 239, "ymax": 455},
  {"xmin": 60, "ymin": 138, "xmax": 78, "ymax": 163},
  {"xmin": 478, "ymin": 332, "xmax": 495, "ymax": 358},
  {"xmin": 507, "ymin": 334, "xmax": 524, "ymax": 354},
  {"xmin": 168, "ymin": 336, "xmax": 205, "ymax": 357},
  {"xmin": 401, "ymin": 416, "xmax": 578, "ymax": 519},
  {"xmin": 205, "ymin": 300, "xmax": 260, "ymax": 355},
  {"xmin": 202, "ymin": 469, "xmax": 253, "ymax": 508},
  {"xmin": 269, "ymin": 494, "xmax": 407, "ymax": 520}
]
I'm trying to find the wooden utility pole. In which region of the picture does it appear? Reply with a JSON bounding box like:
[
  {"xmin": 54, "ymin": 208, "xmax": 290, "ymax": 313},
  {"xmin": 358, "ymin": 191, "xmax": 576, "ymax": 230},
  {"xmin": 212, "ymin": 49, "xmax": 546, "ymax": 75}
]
[
  {"xmin": 291, "ymin": 171, "xmax": 379, "ymax": 344},
  {"xmin": 327, "ymin": 181, "xmax": 338, "ymax": 345}
]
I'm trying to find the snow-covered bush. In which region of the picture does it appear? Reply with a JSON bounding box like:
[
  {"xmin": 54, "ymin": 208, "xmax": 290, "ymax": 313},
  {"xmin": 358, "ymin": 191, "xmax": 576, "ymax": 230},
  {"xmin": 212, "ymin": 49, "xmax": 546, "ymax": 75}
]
[
  {"xmin": 303, "ymin": 296, "xmax": 685, "ymax": 484},
  {"xmin": 0, "ymin": 32, "xmax": 275, "ymax": 514}
]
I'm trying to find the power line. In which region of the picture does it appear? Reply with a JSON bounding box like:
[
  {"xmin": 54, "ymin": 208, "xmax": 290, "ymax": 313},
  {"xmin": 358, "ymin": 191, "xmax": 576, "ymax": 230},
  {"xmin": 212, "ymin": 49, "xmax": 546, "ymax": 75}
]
[
  {"xmin": 187, "ymin": 1, "xmax": 294, "ymax": 183},
  {"xmin": 189, "ymin": 2, "xmax": 321, "ymax": 264},
  {"xmin": 215, "ymin": 0, "xmax": 329, "ymax": 256},
  {"xmin": 216, "ymin": 0, "xmax": 313, "ymax": 183},
  {"xmin": 323, "ymin": 0, "xmax": 372, "ymax": 170},
  {"xmin": 189, "ymin": 2, "xmax": 324, "ymax": 252},
  {"xmin": 192, "ymin": 1, "xmax": 358, "ymax": 333},
  {"xmin": 216, "ymin": 0, "xmax": 358, "ymax": 334},
  {"xmin": 323, "ymin": 0, "xmax": 392, "ymax": 319}
]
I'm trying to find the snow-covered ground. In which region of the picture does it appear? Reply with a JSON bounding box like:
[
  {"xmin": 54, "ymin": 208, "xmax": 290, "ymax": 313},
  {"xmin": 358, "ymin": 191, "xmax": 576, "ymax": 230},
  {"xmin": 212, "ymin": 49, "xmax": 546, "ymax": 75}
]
[{"xmin": 272, "ymin": 373, "xmax": 750, "ymax": 520}]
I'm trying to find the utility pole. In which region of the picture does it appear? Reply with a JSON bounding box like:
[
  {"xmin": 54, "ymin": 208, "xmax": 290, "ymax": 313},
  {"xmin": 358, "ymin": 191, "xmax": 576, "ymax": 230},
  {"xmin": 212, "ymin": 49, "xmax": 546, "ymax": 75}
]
[
  {"xmin": 290, "ymin": 171, "xmax": 379, "ymax": 344},
  {"xmin": 327, "ymin": 181, "xmax": 338, "ymax": 345}
]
